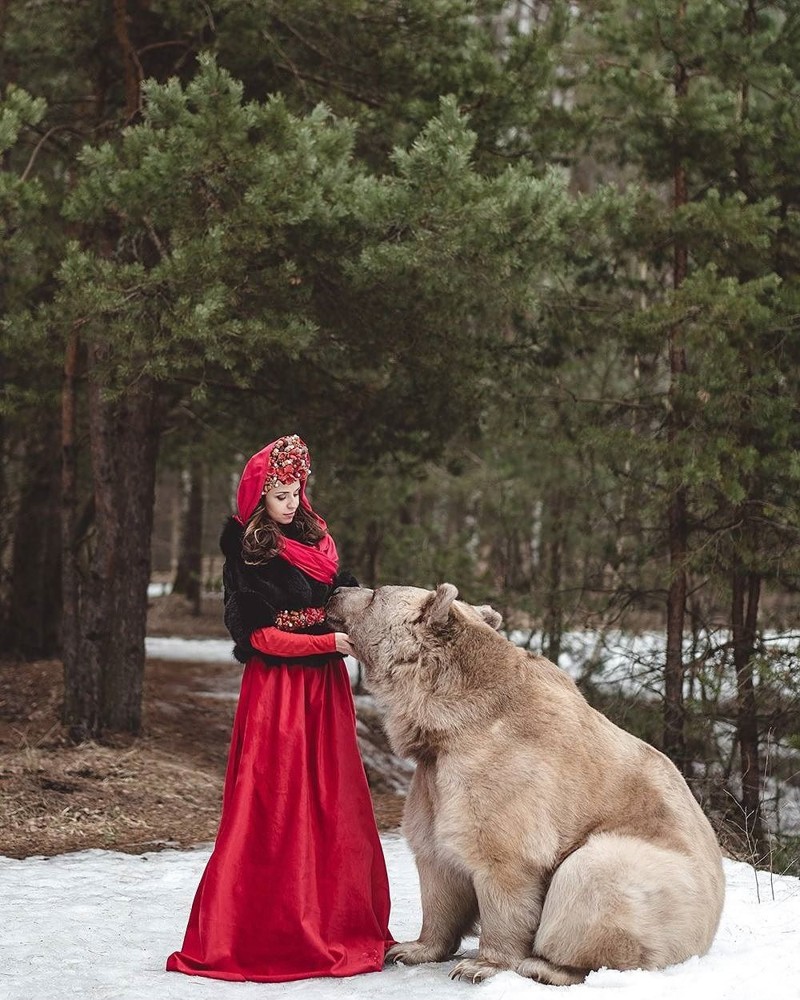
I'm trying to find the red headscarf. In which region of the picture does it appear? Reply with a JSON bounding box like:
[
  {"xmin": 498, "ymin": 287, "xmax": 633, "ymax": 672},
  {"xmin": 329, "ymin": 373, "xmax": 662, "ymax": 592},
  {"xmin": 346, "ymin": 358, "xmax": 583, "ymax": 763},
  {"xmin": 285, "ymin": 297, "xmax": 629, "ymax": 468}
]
[{"xmin": 234, "ymin": 436, "xmax": 339, "ymax": 584}]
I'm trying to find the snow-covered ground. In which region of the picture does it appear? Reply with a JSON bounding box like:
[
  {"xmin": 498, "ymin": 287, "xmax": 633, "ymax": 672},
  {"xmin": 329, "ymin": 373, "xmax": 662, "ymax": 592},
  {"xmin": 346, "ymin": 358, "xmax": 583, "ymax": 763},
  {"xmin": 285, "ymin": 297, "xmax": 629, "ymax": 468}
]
[
  {"xmin": 145, "ymin": 636, "xmax": 363, "ymax": 685},
  {"xmin": 146, "ymin": 635, "xmax": 233, "ymax": 662},
  {"xmin": 1, "ymin": 836, "xmax": 798, "ymax": 1000},
  {"xmin": 509, "ymin": 628, "xmax": 800, "ymax": 701}
]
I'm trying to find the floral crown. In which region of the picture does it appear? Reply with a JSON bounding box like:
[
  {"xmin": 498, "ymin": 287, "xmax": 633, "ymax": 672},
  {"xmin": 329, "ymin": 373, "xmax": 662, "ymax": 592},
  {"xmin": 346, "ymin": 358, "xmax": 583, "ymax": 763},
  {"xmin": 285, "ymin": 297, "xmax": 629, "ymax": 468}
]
[{"xmin": 262, "ymin": 434, "xmax": 311, "ymax": 493}]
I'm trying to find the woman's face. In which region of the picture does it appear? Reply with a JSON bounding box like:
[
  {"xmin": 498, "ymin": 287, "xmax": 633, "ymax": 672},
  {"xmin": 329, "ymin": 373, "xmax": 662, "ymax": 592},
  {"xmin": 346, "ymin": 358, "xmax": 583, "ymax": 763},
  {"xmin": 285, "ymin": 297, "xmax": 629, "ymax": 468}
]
[{"xmin": 263, "ymin": 479, "xmax": 301, "ymax": 525}]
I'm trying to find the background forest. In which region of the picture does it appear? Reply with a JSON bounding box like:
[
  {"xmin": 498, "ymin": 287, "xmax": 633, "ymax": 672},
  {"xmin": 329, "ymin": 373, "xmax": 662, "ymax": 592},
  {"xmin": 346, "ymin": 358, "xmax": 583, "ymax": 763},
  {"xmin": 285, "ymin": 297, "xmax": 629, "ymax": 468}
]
[{"xmin": 1, "ymin": 1, "xmax": 799, "ymax": 868}]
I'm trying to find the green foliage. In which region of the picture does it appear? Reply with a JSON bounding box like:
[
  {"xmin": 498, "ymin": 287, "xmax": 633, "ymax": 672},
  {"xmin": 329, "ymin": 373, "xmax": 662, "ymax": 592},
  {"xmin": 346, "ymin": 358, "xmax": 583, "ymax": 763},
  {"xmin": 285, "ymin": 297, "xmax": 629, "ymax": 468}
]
[
  {"xmin": 210, "ymin": 0, "xmax": 577, "ymax": 170},
  {"xmin": 567, "ymin": 0, "xmax": 800, "ymax": 590},
  {"xmin": 55, "ymin": 55, "xmax": 578, "ymax": 459},
  {"xmin": 0, "ymin": 86, "xmax": 57, "ymax": 418},
  {"xmin": 4, "ymin": 1, "xmax": 793, "ymax": 613},
  {"xmin": 0, "ymin": 86, "xmax": 48, "ymax": 304}
]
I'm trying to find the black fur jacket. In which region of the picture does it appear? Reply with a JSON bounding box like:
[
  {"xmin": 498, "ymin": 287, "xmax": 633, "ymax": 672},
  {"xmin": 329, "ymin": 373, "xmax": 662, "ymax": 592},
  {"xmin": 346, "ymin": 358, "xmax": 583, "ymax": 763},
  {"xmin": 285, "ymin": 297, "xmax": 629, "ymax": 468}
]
[{"xmin": 219, "ymin": 516, "xmax": 358, "ymax": 666}]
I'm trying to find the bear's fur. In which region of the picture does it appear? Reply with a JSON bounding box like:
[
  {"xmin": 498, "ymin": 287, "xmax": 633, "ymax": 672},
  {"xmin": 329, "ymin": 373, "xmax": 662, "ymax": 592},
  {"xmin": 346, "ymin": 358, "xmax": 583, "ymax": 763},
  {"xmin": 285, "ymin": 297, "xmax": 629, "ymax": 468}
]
[{"xmin": 326, "ymin": 583, "xmax": 725, "ymax": 986}]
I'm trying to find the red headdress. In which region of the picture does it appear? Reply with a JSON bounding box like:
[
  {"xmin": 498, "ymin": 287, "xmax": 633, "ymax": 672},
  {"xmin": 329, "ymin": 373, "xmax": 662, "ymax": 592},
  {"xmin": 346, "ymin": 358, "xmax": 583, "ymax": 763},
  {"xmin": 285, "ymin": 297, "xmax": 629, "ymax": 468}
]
[{"xmin": 234, "ymin": 435, "xmax": 338, "ymax": 584}]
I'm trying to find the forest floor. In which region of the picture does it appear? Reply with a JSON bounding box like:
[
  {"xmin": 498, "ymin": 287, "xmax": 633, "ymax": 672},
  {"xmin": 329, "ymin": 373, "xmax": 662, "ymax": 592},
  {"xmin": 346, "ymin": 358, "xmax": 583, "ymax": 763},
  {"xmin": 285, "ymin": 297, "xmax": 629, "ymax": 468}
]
[{"xmin": 0, "ymin": 594, "xmax": 407, "ymax": 859}]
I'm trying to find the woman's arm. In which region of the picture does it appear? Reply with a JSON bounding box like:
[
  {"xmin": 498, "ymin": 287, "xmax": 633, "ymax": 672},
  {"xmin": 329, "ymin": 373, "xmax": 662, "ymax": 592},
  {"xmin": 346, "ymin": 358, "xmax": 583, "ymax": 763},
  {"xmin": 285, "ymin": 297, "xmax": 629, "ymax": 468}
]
[{"xmin": 250, "ymin": 627, "xmax": 338, "ymax": 658}]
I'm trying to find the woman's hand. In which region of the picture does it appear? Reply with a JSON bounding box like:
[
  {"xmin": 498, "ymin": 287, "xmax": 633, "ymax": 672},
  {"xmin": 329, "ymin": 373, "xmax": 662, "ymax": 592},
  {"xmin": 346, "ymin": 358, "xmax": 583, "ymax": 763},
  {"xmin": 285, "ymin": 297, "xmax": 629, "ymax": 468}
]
[{"xmin": 333, "ymin": 632, "xmax": 356, "ymax": 657}]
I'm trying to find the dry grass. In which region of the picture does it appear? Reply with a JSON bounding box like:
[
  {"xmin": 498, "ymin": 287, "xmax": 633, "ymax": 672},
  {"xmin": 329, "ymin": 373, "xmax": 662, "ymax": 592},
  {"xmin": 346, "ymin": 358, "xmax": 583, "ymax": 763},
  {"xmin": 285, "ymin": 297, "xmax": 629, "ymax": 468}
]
[
  {"xmin": 0, "ymin": 657, "xmax": 229, "ymax": 857},
  {"xmin": 1, "ymin": 736, "xmax": 222, "ymax": 856}
]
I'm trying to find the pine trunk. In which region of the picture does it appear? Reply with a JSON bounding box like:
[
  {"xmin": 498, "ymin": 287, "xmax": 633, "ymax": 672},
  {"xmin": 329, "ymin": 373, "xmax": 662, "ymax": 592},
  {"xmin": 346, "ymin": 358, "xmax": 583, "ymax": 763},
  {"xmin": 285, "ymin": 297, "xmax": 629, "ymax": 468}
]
[
  {"xmin": 731, "ymin": 561, "xmax": 765, "ymax": 855},
  {"xmin": 363, "ymin": 519, "xmax": 382, "ymax": 589},
  {"xmin": 60, "ymin": 332, "xmax": 79, "ymax": 686},
  {"xmin": 664, "ymin": 9, "xmax": 689, "ymax": 771},
  {"xmin": 664, "ymin": 487, "xmax": 687, "ymax": 769},
  {"xmin": 62, "ymin": 333, "xmax": 105, "ymax": 741},
  {"xmin": 101, "ymin": 380, "xmax": 163, "ymax": 733},
  {"xmin": 542, "ymin": 493, "xmax": 565, "ymax": 665},
  {"xmin": 62, "ymin": 340, "xmax": 164, "ymax": 740}
]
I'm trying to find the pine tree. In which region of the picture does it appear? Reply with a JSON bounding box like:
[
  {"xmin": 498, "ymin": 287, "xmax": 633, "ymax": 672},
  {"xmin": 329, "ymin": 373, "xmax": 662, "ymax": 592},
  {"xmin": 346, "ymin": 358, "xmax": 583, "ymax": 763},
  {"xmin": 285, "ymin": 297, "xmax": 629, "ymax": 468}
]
[{"xmin": 571, "ymin": 0, "xmax": 800, "ymax": 844}]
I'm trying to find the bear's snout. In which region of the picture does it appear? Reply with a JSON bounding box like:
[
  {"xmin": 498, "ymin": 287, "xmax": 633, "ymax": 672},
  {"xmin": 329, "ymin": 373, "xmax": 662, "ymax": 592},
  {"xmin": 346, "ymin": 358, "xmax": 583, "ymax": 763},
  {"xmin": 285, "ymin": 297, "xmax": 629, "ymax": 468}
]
[{"xmin": 326, "ymin": 586, "xmax": 374, "ymax": 627}]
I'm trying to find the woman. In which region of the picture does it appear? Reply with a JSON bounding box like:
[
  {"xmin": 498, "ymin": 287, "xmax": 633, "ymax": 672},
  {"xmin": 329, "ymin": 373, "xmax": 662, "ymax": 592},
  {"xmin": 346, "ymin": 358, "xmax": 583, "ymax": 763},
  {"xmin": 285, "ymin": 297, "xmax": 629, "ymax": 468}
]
[{"xmin": 166, "ymin": 434, "xmax": 393, "ymax": 982}]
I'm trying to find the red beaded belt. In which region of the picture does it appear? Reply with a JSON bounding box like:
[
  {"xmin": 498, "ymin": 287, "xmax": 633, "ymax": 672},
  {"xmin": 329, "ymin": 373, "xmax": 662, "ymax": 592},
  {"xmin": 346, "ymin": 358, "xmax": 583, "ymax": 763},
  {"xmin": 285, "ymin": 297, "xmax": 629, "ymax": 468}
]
[{"xmin": 273, "ymin": 607, "xmax": 327, "ymax": 631}]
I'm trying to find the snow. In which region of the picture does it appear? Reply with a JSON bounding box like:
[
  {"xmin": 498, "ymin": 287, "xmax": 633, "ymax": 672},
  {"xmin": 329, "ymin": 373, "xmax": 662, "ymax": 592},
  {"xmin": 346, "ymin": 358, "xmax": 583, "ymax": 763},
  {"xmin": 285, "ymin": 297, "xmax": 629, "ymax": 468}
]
[
  {"xmin": 144, "ymin": 636, "xmax": 363, "ymax": 686},
  {"xmin": 509, "ymin": 629, "xmax": 800, "ymax": 702},
  {"xmin": 1, "ymin": 837, "xmax": 799, "ymax": 1000},
  {"xmin": 146, "ymin": 636, "xmax": 234, "ymax": 663}
]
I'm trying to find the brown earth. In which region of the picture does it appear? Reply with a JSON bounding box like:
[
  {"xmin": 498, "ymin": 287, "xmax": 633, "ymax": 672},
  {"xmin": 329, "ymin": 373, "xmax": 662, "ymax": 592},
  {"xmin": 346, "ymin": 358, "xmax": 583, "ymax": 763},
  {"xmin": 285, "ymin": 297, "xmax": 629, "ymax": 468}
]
[{"xmin": 0, "ymin": 594, "xmax": 406, "ymax": 859}]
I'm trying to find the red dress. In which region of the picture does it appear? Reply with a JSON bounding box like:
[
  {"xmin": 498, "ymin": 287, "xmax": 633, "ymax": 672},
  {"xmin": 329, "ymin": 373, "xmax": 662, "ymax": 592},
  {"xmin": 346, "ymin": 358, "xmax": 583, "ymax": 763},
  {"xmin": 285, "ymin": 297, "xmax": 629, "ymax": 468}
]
[{"xmin": 166, "ymin": 637, "xmax": 394, "ymax": 982}]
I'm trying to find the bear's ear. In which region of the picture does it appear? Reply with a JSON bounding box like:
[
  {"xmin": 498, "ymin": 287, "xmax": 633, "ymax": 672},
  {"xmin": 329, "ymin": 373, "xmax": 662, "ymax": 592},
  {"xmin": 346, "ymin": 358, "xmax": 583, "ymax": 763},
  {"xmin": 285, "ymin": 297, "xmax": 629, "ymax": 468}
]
[
  {"xmin": 473, "ymin": 604, "xmax": 503, "ymax": 631},
  {"xmin": 422, "ymin": 583, "xmax": 459, "ymax": 627}
]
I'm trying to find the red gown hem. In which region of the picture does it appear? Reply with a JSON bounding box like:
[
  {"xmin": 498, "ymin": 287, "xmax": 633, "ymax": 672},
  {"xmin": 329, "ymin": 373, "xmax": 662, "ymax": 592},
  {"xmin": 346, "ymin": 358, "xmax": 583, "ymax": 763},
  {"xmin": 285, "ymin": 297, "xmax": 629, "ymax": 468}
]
[{"xmin": 165, "ymin": 952, "xmax": 390, "ymax": 983}]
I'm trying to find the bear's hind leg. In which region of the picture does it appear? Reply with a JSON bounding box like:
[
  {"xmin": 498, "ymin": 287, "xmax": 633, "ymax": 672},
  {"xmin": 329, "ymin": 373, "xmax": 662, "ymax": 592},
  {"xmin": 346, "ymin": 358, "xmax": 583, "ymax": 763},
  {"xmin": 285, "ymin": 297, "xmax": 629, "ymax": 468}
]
[
  {"xmin": 517, "ymin": 956, "xmax": 588, "ymax": 985},
  {"xmin": 533, "ymin": 833, "xmax": 708, "ymax": 974}
]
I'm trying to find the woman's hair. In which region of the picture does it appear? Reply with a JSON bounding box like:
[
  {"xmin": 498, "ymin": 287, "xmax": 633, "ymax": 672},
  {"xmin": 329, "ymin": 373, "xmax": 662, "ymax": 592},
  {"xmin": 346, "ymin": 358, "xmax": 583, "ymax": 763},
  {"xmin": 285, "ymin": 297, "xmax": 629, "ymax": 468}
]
[{"xmin": 241, "ymin": 498, "xmax": 325, "ymax": 565}]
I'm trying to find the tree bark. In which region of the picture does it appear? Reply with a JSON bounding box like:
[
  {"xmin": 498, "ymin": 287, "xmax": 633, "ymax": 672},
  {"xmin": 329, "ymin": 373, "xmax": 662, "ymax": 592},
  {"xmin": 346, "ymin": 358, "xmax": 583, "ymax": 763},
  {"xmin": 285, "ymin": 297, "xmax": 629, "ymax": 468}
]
[
  {"xmin": 731, "ymin": 563, "xmax": 764, "ymax": 853},
  {"xmin": 102, "ymin": 377, "xmax": 164, "ymax": 734},
  {"xmin": 727, "ymin": 4, "xmax": 763, "ymax": 849},
  {"xmin": 62, "ymin": 338, "xmax": 165, "ymax": 741},
  {"xmin": 363, "ymin": 519, "xmax": 382, "ymax": 589},
  {"xmin": 542, "ymin": 492, "xmax": 565, "ymax": 665},
  {"xmin": 66, "ymin": 342, "xmax": 120, "ymax": 740},
  {"xmin": 60, "ymin": 334, "xmax": 78, "ymax": 671},
  {"xmin": 663, "ymin": 2, "xmax": 689, "ymax": 771},
  {"xmin": 173, "ymin": 464, "xmax": 204, "ymax": 615},
  {"xmin": 59, "ymin": 330, "xmax": 79, "ymax": 691},
  {"xmin": 61, "ymin": 331, "xmax": 106, "ymax": 741},
  {"xmin": 113, "ymin": 0, "xmax": 142, "ymax": 120},
  {"xmin": 664, "ymin": 486, "xmax": 687, "ymax": 768}
]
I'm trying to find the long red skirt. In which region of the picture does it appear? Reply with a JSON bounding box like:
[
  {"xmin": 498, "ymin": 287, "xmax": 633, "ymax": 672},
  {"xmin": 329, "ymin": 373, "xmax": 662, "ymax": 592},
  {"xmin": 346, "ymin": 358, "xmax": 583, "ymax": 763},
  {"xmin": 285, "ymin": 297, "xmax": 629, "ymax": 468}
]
[{"xmin": 166, "ymin": 655, "xmax": 394, "ymax": 982}]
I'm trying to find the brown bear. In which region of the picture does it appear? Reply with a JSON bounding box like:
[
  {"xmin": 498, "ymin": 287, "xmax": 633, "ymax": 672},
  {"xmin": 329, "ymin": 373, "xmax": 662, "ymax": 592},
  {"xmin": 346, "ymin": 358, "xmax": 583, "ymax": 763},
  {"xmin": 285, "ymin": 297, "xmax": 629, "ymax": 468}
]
[{"xmin": 326, "ymin": 582, "xmax": 725, "ymax": 986}]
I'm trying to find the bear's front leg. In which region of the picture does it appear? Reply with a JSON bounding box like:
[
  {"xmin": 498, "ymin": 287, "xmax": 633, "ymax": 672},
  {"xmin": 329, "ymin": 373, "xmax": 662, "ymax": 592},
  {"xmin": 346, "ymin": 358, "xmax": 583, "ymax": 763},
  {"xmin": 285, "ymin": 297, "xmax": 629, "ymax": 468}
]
[
  {"xmin": 387, "ymin": 852, "xmax": 478, "ymax": 965},
  {"xmin": 450, "ymin": 872, "xmax": 543, "ymax": 984}
]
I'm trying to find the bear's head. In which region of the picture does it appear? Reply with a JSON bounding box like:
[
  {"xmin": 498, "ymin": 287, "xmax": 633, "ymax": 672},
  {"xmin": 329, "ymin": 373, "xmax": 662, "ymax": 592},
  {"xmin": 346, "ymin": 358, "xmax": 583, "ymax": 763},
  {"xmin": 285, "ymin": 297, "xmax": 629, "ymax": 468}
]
[{"xmin": 326, "ymin": 583, "xmax": 502, "ymax": 696}]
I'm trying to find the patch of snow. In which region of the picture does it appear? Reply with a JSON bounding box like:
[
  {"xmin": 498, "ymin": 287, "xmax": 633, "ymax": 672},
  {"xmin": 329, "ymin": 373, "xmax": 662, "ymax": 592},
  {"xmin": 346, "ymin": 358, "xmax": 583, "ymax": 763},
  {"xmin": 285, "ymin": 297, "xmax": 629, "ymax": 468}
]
[
  {"xmin": 145, "ymin": 637, "xmax": 362, "ymax": 685},
  {"xmin": 1, "ymin": 839, "xmax": 799, "ymax": 1000},
  {"xmin": 145, "ymin": 636, "xmax": 235, "ymax": 663},
  {"xmin": 509, "ymin": 628, "xmax": 800, "ymax": 703}
]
